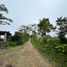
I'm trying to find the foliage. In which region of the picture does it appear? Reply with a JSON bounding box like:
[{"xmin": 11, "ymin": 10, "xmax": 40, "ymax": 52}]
[
  {"xmin": 0, "ymin": 31, "xmax": 29, "ymax": 49},
  {"xmin": 0, "ymin": 42, "xmax": 17, "ymax": 49},
  {"xmin": 30, "ymin": 17, "xmax": 67, "ymax": 67},
  {"xmin": 55, "ymin": 44, "xmax": 67, "ymax": 55},
  {"xmin": 19, "ymin": 24, "xmax": 38, "ymax": 37},
  {"xmin": 19, "ymin": 25, "xmax": 30, "ymax": 33},
  {"xmin": 0, "ymin": 4, "xmax": 13, "ymax": 25},
  {"xmin": 31, "ymin": 36, "xmax": 67, "ymax": 67},
  {"xmin": 38, "ymin": 18, "xmax": 53, "ymax": 38},
  {"xmin": 12, "ymin": 31, "xmax": 29, "ymax": 45},
  {"xmin": 3, "ymin": 42, "xmax": 17, "ymax": 48},
  {"xmin": 56, "ymin": 17, "xmax": 67, "ymax": 44}
]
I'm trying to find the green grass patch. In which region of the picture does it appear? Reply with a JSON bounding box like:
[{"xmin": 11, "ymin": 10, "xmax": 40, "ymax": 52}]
[
  {"xmin": 31, "ymin": 37, "xmax": 67, "ymax": 67},
  {"xmin": 0, "ymin": 44, "xmax": 24, "ymax": 60}
]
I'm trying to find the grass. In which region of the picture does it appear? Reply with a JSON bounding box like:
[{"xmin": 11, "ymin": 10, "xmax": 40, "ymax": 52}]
[
  {"xmin": 0, "ymin": 44, "xmax": 24, "ymax": 60},
  {"xmin": 31, "ymin": 37, "xmax": 67, "ymax": 67}
]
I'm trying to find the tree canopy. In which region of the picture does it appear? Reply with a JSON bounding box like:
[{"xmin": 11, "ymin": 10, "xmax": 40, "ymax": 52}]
[
  {"xmin": 56, "ymin": 17, "xmax": 67, "ymax": 43},
  {"xmin": 38, "ymin": 18, "xmax": 53, "ymax": 38},
  {"xmin": 0, "ymin": 4, "xmax": 13, "ymax": 25}
]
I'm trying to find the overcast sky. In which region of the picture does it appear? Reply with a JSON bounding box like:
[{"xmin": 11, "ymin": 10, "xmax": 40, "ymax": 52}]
[{"xmin": 0, "ymin": 0, "xmax": 67, "ymax": 35}]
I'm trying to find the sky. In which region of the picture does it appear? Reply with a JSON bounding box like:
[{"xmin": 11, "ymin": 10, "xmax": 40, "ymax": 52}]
[{"xmin": 0, "ymin": 0, "xmax": 67, "ymax": 36}]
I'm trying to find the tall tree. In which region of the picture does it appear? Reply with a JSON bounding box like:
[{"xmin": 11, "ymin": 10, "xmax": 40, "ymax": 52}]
[
  {"xmin": 38, "ymin": 18, "xmax": 53, "ymax": 38},
  {"xmin": 0, "ymin": 4, "xmax": 13, "ymax": 25},
  {"xmin": 56, "ymin": 17, "xmax": 67, "ymax": 43}
]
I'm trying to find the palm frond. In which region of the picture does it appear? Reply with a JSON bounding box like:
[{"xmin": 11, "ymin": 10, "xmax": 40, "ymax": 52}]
[{"xmin": 0, "ymin": 4, "xmax": 8, "ymax": 13}]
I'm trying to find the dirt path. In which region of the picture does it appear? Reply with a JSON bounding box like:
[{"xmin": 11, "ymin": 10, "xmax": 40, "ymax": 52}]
[{"xmin": 0, "ymin": 42, "xmax": 53, "ymax": 67}]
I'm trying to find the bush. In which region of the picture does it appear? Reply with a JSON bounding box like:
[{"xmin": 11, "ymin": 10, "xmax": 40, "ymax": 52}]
[
  {"xmin": 0, "ymin": 32, "xmax": 29, "ymax": 49},
  {"xmin": 31, "ymin": 36, "xmax": 67, "ymax": 67},
  {"xmin": 12, "ymin": 32, "xmax": 29, "ymax": 45}
]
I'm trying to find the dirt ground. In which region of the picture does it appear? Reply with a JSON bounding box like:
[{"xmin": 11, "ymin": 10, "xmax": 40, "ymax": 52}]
[{"xmin": 0, "ymin": 42, "xmax": 54, "ymax": 67}]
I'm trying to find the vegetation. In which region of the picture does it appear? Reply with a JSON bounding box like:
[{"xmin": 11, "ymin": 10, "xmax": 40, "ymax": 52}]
[
  {"xmin": 38, "ymin": 18, "xmax": 53, "ymax": 38},
  {"xmin": 31, "ymin": 17, "xmax": 67, "ymax": 67},
  {"xmin": 0, "ymin": 4, "xmax": 67, "ymax": 66},
  {"xmin": 31, "ymin": 37, "xmax": 67, "ymax": 67},
  {"xmin": 56, "ymin": 17, "xmax": 67, "ymax": 44},
  {"xmin": 12, "ymin": 31, "xmax": 29, "ymax": 45},
  {"xmin": 1, "ymin": 31, "xmax": 29, "ymax": 49},
  {"xmin": 0, "ymin": 44, "xmax": 23, "ymax": 61},
  {"xmin": 0, "ymin": 4, "xmax": 13, "ymax": 25}
]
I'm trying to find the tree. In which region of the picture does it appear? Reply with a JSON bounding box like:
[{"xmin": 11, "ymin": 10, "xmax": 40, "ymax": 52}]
[
  {"xmin": 19, "ymin": 25, "xmax": 30, "ymax": 34},
  {"xmin": 0, "ymin": 4, "xmax": 13, "ymax": 25},
  {"xmin": 56, "ymin": 17, "xmax": 67, "ymax": 43},
  {"xmin": 13, "ymin": 31, "xmax": 29, "ymax": 45},
  {"xmin": 28, "ymin": 24, "xmax": 38, "ymax": 36},
  {"xmin": 38, "ymin": 18, "xmax": 53, "ymax": 38}
]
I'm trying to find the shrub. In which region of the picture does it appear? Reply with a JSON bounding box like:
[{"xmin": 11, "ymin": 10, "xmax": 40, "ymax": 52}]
[
  {"xmin": 31, "ymin": 36, "xmax": 67, "ymax": 67},
  {"xmin": 13, "ymin": 32, "xmax": 29, "ymax": 45}
]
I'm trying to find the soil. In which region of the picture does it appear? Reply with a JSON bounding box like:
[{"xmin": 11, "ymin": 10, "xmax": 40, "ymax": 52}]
[{"xmin": 0, "ymin": 41, "xmax": 53, "ymax": 67}]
